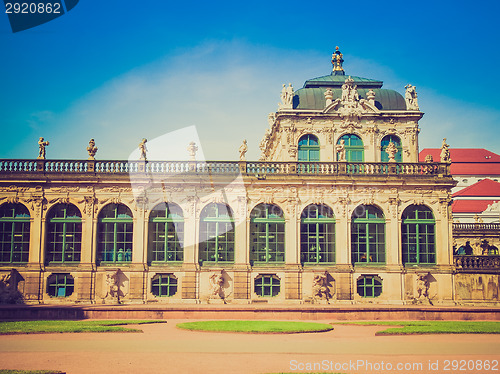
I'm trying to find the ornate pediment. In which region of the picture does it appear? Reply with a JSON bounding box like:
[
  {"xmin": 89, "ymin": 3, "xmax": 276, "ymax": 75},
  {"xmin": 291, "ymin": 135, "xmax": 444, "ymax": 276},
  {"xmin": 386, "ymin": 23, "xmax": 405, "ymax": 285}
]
[{"xmin": 323, "ymin": 76, "xmax": 379, "ymax": 115}]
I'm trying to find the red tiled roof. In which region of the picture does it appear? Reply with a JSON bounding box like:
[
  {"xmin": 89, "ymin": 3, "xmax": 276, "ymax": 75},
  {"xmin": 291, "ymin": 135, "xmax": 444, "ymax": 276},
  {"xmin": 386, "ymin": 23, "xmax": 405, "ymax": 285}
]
[
  {"xmin": 452, "ymin": 200, "xmax": 499, "ymax": 213},
  {"xmin": 453, "ymin": 179, "xmax": 500, "ymax": 197},
  {"xmin": 419, "ymin": 149, "xmax": 500, "ymax": 175}
]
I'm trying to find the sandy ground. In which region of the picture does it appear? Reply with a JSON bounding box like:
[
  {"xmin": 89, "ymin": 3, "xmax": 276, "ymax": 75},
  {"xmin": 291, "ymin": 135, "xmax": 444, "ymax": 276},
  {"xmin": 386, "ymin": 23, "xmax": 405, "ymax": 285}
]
[{"xmin": 0, "ymin": 320, "xmax": 499, "ymax": 374}]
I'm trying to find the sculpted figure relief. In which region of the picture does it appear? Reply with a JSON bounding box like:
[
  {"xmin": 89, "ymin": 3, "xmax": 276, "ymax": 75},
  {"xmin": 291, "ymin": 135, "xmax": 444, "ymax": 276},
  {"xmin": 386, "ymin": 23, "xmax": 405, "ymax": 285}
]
[
  {"xmin": 415, "ymin": 273, "xmax": 432, "ymax": 305},
  {"xmin": 209, "ymin": 271, "xmax": 225, "ymax": 299},
  {"xmin": 0, "ymin": 270, "xmax": 23, "ymax": 304},
  {"xmin": 37, "ymin": 137, "xmax": 50, "ymax": 159},
  {"xmin": 341, "ymin": 77, "xmax": 359, "ymax": 104},
  {"xmin": 105, "ymin": 270, "xmax": 120, "ymax": 303},
  {"xmin": 336, "ymin": 139, "xmax": 346, "ymax": 161},
  {"xmin": 385, "ymin": 141, "xmax": 398, "ymax": 162},
  {"xmin": 312, "ymin": 272, "xmax": 331, "ymax": 301},
  {"xmin": 404, "ymin": 84, "xmax": 419, "ymax": 110}
]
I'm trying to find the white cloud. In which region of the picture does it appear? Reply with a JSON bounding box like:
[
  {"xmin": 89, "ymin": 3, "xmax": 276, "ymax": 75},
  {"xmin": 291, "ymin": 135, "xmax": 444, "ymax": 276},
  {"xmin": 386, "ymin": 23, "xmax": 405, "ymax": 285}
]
[
  {"xmin": 13, "ymin": 41, "xmax": 500, "ymax": 160},
  {"xmin": 34, "ymin": 41, "xmax": 325, "ymax": 161}
]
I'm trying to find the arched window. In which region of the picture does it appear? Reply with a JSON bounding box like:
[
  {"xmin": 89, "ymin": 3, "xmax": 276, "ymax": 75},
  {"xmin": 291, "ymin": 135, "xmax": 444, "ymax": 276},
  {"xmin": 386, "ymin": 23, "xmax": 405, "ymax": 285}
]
[
  {"xmin": 402, "ymin": 205, "xmax": 435, "ymax": 264},
  {"xmin": 338, "ymin": 134, "xmax": 364, "ymax": 162},
  {"xmin": 351, "ymin": 205, "xmax": 385, "ymax": 264},
  {"xmin": 381, "ymin": 135, "xmax": 402, "ymax": 162},
  {"xmin": 148, "ymin": 203, "xmax": 184, "ymax": 263},
  {"xmin": 199, "ymin": 203, "xmax": 234, "ymax": 263},
  {"xmin": 298, "ymin": 134, "xmax": 320, "ymax": 162},
  {"xmin": 97, "ymin": 204, "xmax": 133, "ymax": 264},
  {"xmin": 0, "ymin": 203, "xmax": 30, "ymax": 263},
  {"xmin": 300, "ymin": 204, "xmax": 335, "ymax": 264},
  {"xmin": 250, "ymin": 204, "xmax": 285, "ymax": 263},
  {"xmin": 46, "ymin": 204, "xmax": 82, "ymax": 264}
]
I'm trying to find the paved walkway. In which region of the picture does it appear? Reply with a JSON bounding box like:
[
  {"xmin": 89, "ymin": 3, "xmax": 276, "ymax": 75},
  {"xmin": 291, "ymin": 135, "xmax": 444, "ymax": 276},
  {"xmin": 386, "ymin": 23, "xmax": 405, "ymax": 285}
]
[{"xmin": 0, "ymin": 320, "xmax": 499, "ymax": 374}]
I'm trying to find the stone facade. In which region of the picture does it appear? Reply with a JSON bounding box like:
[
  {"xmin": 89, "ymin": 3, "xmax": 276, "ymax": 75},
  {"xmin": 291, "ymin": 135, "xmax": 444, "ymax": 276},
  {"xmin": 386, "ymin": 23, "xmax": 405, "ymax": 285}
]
[{"xmin": 0, "ymin": 49, "xmax": 498, "ymax": 305}]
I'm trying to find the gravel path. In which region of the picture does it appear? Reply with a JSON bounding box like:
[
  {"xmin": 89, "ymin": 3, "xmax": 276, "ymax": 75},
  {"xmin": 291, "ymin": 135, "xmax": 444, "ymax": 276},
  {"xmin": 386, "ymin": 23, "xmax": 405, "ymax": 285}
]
[{"xmin": 0, "ymin": 320, "xmax": 499, "ymax": 374}]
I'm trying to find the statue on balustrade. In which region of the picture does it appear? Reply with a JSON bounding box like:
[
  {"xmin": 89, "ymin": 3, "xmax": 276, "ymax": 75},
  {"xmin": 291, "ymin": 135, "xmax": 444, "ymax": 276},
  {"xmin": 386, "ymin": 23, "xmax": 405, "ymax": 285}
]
[{"xmin": 37, "ymin": 137, "xmax": 49, "ymax": 159}]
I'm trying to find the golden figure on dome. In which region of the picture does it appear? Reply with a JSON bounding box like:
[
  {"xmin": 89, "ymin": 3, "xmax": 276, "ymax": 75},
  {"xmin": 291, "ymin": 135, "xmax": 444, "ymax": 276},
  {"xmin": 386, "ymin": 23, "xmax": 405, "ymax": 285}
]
[{"xmin": 331, "ymin": 46, "xmax": 344, "ymax": 72}]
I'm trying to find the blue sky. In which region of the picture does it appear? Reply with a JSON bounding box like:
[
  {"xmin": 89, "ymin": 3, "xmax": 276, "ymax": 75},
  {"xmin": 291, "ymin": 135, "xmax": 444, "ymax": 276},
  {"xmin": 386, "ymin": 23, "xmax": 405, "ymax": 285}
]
[{"xmin": 1, "ymin": 0, "xmax": 499, "ymax": 161}]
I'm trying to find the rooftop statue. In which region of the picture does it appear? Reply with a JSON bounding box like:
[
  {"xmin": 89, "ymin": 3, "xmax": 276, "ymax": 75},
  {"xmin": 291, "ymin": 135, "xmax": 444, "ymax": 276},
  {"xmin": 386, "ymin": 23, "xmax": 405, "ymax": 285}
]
[
  {"xmin": 139, "ymin": 138, "xmax": 148, "ymax": 160},
  {"xmin": 404, "ymin": 84, "xmax": 419, "ymax": 110},
  {"xmin": 279, "ymin": 83, "xmax": 294, "ymax": 110},
  {"xmin": 324, "ymin": 88, "xmax": 334, "ymax": 107},
  {"xmin": 331, "ymin": 46, "xmax": 344, "ymax": 73},
  {"xmin": 37, "ymin": 137, "xmax": 49, "ymax": 159},
  {"xmin": 87, "ymin": 138, "xmax": 98, "ymax": 160},
  {"xmin": 341, "ymin": 76, "xmax": 359, "ymax": 104},
  {"xmin": 187, "ymin": 141, "xmax": 198, "ymax": 160},
  {"xmin": 239, "ymin": 139, "xmax": 248, "ymax": 161},
  {"xmin": 440, "ymin": 138, "xmax": 451, "ymax": 163}
]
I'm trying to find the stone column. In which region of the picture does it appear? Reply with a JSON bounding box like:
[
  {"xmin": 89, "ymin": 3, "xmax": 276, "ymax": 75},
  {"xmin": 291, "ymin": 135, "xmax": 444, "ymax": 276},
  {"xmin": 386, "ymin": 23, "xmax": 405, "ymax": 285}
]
[
  {"xmin": 181, "ymin": 198, "xmax": 198, "ymax": 300},
  {"xmin": 128, "ymin": 205, "xmax": 147, "ymax": 303},
  {"xmin": 335, "ymin": 212, "xmax": 353, "ymax": 301},
  {"xmin": 131, "ymin": 207, "xmax": 145, "ymax": 265},
  {"xmin": 80, "ymin": 206, "xmax": 94, "ymax": 266},
  {"xmin": 285, "ymin": 211, "xmax": 299, "ymax": 266},
  {"xmin": 77, "ymin": 202, "xmax": 95, "ymax": 303},
  {"xmin": 385, "ymin": 215, "xmax": 400, "ymax": 267},
  {"xmin": 25, "ymin": 200, "xmax": 44, "ymax": 303}
]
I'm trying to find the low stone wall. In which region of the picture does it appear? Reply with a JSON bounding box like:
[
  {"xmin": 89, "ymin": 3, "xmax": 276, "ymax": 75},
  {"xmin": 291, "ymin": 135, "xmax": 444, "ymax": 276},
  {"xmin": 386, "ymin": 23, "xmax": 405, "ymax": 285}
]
[{"xmin": 1, "ymin": 304, "xmax": 499, "ymax": 321}]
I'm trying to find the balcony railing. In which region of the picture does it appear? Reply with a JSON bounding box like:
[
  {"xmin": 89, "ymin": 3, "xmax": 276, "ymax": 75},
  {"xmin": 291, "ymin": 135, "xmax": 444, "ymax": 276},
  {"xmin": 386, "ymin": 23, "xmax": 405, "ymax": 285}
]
[
  {"xmin": 453, "ymin": 223, "xmax": 500, "ymax": 233},
  {"xmin": 0, "ymin": 159, "xmax": 451, "ymax": 177},
  {"xmin": 454, "ymin": 255, "xmax": 500, "ymax": 272}
]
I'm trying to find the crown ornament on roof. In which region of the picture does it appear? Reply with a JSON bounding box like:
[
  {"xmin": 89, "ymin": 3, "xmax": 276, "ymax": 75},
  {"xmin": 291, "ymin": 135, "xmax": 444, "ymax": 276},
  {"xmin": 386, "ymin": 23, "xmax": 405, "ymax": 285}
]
[{"xmin": 331, "ymin": 46, "xmax": 344, "ymax": 74}]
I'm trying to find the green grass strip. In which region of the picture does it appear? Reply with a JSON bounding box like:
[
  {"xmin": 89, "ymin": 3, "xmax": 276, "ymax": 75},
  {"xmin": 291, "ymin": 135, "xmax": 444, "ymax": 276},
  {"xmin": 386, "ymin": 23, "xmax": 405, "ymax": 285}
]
[
  {"xmin": 0, "ymin": 320, "xmax": 165, "ymax": 334},
  {"xmin": 177, "ymin": 320, "xmax": 333, "ymax": 333},
  {"xmin": 333, "ymin": 321, "xmax": 500, "ymax": 335}
]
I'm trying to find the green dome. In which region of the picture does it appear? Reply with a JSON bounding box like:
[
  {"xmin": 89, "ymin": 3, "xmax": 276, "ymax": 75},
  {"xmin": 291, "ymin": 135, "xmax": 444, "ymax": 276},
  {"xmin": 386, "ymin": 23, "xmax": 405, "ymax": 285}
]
[{"xmin": 293, "ymin": 73, "xmax": 406, "ymax": 111}]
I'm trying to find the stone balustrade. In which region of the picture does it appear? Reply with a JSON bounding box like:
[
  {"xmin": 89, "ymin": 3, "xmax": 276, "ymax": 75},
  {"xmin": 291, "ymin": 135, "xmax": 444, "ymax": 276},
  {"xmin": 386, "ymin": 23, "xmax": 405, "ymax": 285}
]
[
  {"xmin": 0, "ymin": 159, "xmax": 451, "ymax": 177},
  {"xmin": 453, "ymin": 223, "xmax": 500, "ymax": 233},
  {"xmin": 454, "ymin": 255, "xmax": 500, "ymax": 272}
]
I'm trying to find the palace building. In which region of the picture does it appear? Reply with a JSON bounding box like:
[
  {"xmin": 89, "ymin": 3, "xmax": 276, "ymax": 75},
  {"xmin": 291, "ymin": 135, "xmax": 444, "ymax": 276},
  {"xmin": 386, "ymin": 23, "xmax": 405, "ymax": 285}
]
[{"xmin": 0, "ymin": 48, "xmax": 498, "ymax": 306}]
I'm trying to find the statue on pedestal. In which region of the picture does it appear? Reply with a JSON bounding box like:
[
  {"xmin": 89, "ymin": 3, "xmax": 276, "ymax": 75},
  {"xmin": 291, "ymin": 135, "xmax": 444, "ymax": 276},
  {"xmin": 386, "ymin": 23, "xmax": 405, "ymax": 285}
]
[
  {"xmin": 440, "ymin": 138, "xmax": 451, "ymax": 163},
  {"xmin": 239, "ymin": 140, "xmax": 248, "ymax": 161},
  {"xmin": 404, "ymin": 84, "xmax": 419, "ymax": 110},
  {"xmin": 87, "ymin": 139, "xmax": 98, "ymax": 160},
  {"xmin": 336, "ymin": 139, "xmax": 346, "ymax": 161},
  {"xmin": 385, "ymin": 141, "xmax": 398, "ymax": 162},
  {"xmin": 187, "ymin": 141, "xmax": 198, "ymax": 161},
  {"xmin": 37, "ymin": 137, "xmax": 49, "ymax": 159},
  {"xmin": 139, "ymin": 138, "xmax": 148, "ymax": 160}
]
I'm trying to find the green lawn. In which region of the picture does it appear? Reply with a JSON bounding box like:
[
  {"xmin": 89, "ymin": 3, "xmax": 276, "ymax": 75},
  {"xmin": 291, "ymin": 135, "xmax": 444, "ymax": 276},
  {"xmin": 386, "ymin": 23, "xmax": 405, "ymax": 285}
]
[
  {"xmin": 333, "ymin": 321, "xmax": 500, "ymax": 335},
  {"xmin": 177, "ymin": 320, "xmax": 334, "ymax": 333},
  {"xmin": 0, "ymin": 320, "xmax": 165, "ymax": 334}
]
